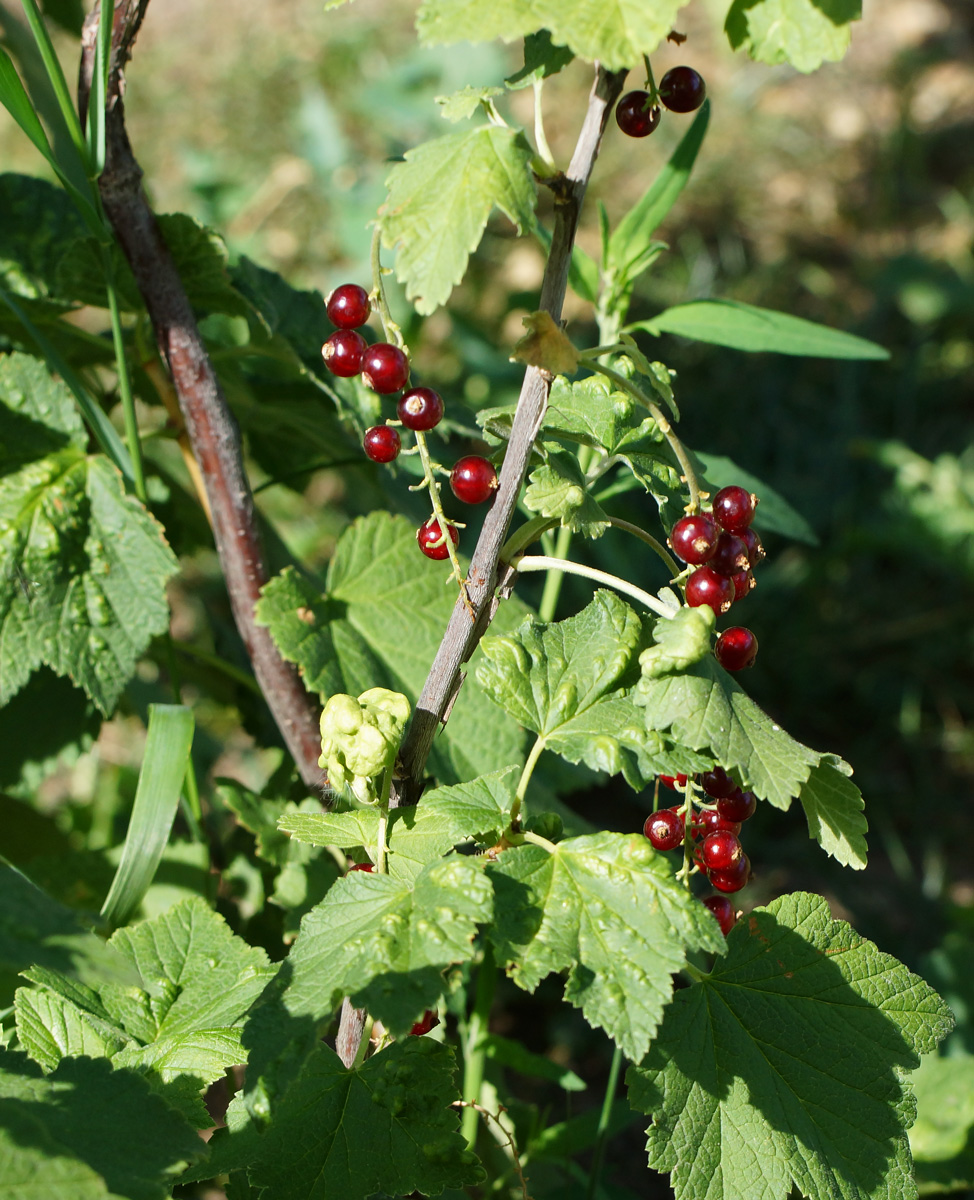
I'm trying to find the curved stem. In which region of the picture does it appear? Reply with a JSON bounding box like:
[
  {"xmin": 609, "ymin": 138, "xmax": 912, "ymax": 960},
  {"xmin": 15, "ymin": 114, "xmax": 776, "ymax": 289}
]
[
  {"xmin": 499, "ymin": 515, "xmax": 559, "ymax": 562},
  {"xmin": 532, "ymin": 78, "xmax": 557, "ymax": 174},
  {"xmin": 538, "ymin": 524, "xmax": 573, "ymax": 622},
  {"xmin": 605, "ymin": 516, "xmax": 679, "ymax": 576},
  {"xmin": 510, "ymin": 735, "xmax": 545, "ymax": 829},
  {"xmin": 513, "ymin": 555, "xmax": 672, "ymax": 617},
  {"xmin": 370, "ymin": 224, "xmax": 402, "ymax": 348}
]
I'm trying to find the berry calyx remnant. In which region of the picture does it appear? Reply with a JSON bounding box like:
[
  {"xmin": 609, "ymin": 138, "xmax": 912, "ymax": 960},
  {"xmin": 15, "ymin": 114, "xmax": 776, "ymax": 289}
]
[
  {"xmin": 450, "ymin": 455, "xmax": 498, "ymax": 504},
  {"xmin": 658, "ymin": 65, "xmax": 707, "ymax": 113},
  {"xmin": 742, "ymin": 527, "xmax": 765, "ymax": 566},
  {"xmin": 718, "ymin": 789, "xmax": 757, "ymax": 823},
  {"xmin": 670, "ymin": 513, "xmax": 718, "ymax": 564},
  {"xmin": 686, "ymin": 566, "xmax": 735, "ymax": 614},
  {"xmin": 712, "ymin": 485, "xmax": 758, "ymax": 533},
  {"xmin": 700, "ymin": 830, "xmax": 744, "ymax": 872},
  {"xmin": 362, "ymin": 343, "xmax": 410, "ymax": 394},
  {"xmin": 615, "ymin": 90, "xmax": 661, "ymax": 137},
  {"xmin": 326, "ymin": 283, "xmax": 371, "ymax": 329},
  {"xmin": 363, "ymin": 425, "xmax": 401, "ymax": 464},
  {"xmin": 703, "ymin": 894, "xmax": 736, "ymax": 936},
  {"xmin": 398, "ymin": 387, "xmax": 444, "ymax": 431},
  {"xmin": 417, "ymin": 517, "xmax": 459, "ymax": 560},
  {"xmin": 644, "ymin": 809, "xmax": 685, "ymax": 851},
  {"xmin": 322, "ymin": 329, "xmax": 367, "ymax": 377},
  {"xmin": 715, "ymin": 626, "xmax": 759, "ymax": 671}
]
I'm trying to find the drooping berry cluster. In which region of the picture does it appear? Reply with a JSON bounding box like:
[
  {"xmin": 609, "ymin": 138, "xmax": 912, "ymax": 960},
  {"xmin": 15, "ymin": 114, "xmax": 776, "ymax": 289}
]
[{"xmin": 615, "ymin": 65, "xmax": 706, "ymax": 139}]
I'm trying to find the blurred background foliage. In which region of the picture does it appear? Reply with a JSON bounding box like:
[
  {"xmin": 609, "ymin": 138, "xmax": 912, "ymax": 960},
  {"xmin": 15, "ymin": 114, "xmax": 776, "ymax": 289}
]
[{"xmin": 1, "ymin": 0, "xmax": 973, "ymax": 1195}]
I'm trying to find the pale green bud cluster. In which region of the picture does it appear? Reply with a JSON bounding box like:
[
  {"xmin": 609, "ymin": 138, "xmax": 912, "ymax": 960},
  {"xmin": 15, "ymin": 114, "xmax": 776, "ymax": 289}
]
[{"xmin": 318, "ymin": 687, "xmax": 410, "ymax": 804}]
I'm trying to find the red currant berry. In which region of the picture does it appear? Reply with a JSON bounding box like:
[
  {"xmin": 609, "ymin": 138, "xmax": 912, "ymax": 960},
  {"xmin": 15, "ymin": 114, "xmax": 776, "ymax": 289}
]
[
  {"xmin": 398, "ymin": 387, "xmax": 444, "ymax": 431},
  {"xmin": 731, "ymin": 569, "xmax": 756, "ymax": 602},
  {"xmin": 718, "ymin": 789, "xmax": 757, "ymax": 823},
  {"xmin": 693, "ymin": 808, "xmax": 741, "ymax": 838},
  {"xmin": 322, "ymin": 329, "xmax": 366, "ymax": 377},
  {"xmin": 658, "ymin": 774, "xmax": 688, "ymax": 790},
  {"xmin": 644, "ymin": 809, "xmax": 685, "ymax": 851},
  {"xmin": 685, "ymin": 566, "xmax": 734, "ymax": 615},
  {"xmin": 703, "ymin": 894, "xmax": 737, "ymax": 936},
  {"xmin": 658, "ymin": 66, "xmax": 707, "ymax": 113},
  {"xmin": 417, "ymin": 517, "xmax": 458, "ymax": 561},
  {"xmin": 709, "ymin": 854, "xmax": 751, "ymax": 894},
  {"xmin": 712, "ymin": 485, "xmax": 758, "ymax": 533},
  {"xmin": 326, "ymin": 283, "xmax": 371, "ymax": 329},
  {"xmin": 450, "ymin": 455, "xmax": 497, "ymax": 504},
  {"xmin": 615, "ymin": 91, "xmax": 662, "ymax": 137},
  {"xmin": 700, "ymin": 830, "xmax": 744, "ymax": 872},
  {"xmin": 348, "ymin": 862, "xmax": 375, "ymax": 873},
  {"xmin": 742, "ymin": 528, "xmax": 765, "ymax": 567},
  {"xmin": 715, "ymin": 627, "xmax": 758, "ymax": 672},
  {"xmin": 363, "ymin": 425, "xmax": 401, "ymax": 464},
  {"xmin": 362, "ymin": 343, "xmax": 410, "ymax": 394},
  {"xmin": 670, "ymin": 514, "xmax": 718, "ymax": 564},
  {"xmin": 410, "ymin": 1009, "xmax": 439, "ymax": 1036},
  {"xmin": 709, "ymin": 531, "xmax": 750, "ymax": 577},
  {"xmin": 701, "ymin": 766, "xmax": 736, "ymax": 799}
]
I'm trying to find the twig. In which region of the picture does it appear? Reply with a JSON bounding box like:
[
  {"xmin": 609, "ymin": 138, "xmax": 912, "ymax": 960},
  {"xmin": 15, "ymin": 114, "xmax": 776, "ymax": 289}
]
[
  {"xmin": 80, "ymin": 0, "xmax": 325, "ymax": 790},
  {"xmin": 451, "ymin": 1101, "xmax": 531, "ymax": 1200}
]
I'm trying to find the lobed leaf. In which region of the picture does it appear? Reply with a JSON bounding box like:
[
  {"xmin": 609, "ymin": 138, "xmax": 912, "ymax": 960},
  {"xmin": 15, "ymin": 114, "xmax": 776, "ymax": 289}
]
[
  {"xmin": 725, "ymin": 0, "xmax": 862, "ymax": 73},
  {"xmin": 523, "ymin": 450, "xmax": 610, "ymax": 538}
]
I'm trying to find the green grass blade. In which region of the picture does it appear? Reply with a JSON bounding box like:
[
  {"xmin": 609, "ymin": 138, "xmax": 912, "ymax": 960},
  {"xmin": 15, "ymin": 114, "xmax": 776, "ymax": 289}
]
[
  {"xmin": 85, "ymin": 0, "xmax": 112, "ymax": 172},
  {"xmin": 100, "ymin": 704, "xmax": 195, "ymax": 930},
  {"xmin": 0, "ymin": 43, "xmax": 57, "ymax": 160},
  {"xmin": 18, "ymin": 0, "xmax": 89, "ymax": 167}
]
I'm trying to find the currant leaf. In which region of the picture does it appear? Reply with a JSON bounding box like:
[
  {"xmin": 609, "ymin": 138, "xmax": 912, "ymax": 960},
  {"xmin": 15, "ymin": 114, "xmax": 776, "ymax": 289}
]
[
  {"xmin": 726, "ymin": 0, "xmax": 861, "ymax": 73},
  {"xmin": 797, "ymin": 757, "xmax": 868, "ymax": 870},
  {"xmin": 436, "ymin": 84, "xmax": 504, "ymax": 122},
  {"xmin": 910, "ymin": 1052, "xmax": 974, "ymax": 1192},
  {"xmin": 523, "ymin": 450, "xmax": 610, "ymax": 538},
  {"xmin": 628, "ymin": 892, "xmax": 952, "ymax": 1200}
]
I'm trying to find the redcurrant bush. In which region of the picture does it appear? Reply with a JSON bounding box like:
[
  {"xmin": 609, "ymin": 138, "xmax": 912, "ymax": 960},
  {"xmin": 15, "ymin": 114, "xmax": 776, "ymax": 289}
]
[
  {"xmin": 615, "ymin": 90, "xmax": 662, "ymax": 137},
  {"xmin": 322, "ymin": 329, "xmax": 366, "ymax": 377},
  {"xmin": 685, "ymin": 566, "xmax": 734, "ymax": 614},
  {"xmin": 658, "ymin": 65, "xmax": 707, "ymax": 113},
  {"xmin": 417, "ymin": 517, "xmax": 458, "ymax": 560},
  {"xmin": 712, "ymin": 485, "xmax": 758, "ymax": 532},
  {"xmin": 450, "ymin": 455, "xmax": 497, "ymax": 503},
  {"xmin": 670, "ymin": 513, "xmax": 718, "ymax": 564},
  {"xmin": 362, "ymin": 343, "xmax": 410, "ymax": 394},
  {"xmin": 644, "ymin": 808, "xmax": 685, "ymax": 851},
  {"xmin": 703, "ymin": 894, "xmax": 737, "ymax": 936},
  {"xmin": 326, "ymin": 283, "xmax": 371, "ymax": 329},
  {"xmin": 363, "ymin": 425, "xmax": 401, "ymax": 464},
  {"xmin": 715, "ymin": 626, "xmax": 759, "ymax": 671},
  {"xmin": 398, "ymin": 387, "xmax": 444, "ymax": 431}
]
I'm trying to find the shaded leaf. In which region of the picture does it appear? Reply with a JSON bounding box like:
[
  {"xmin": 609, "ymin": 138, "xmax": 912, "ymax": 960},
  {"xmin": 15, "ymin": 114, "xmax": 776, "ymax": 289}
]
[
  {"xmin": 523, "ymin": 450, "xmax": 610, "ymax": 537},
  {"xmin": 726, "ymin": 0, "xmax": 861, "ymax": 72}
]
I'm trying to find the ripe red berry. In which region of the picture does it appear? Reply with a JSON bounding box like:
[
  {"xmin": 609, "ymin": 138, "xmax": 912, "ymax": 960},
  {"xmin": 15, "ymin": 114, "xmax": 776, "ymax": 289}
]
[
  {"xmin": 644, "ymin": 808, "xmax": 685, "ymax": 851},
  {"xmin": 670, "ymin": 514, "xmax": 718, "ymax": 564},
  {"xmin": 700, "ymin": 830, "xmax": 743, "ymax": 872},
  {"xmin": 693, "ymin": 808, "xmax": 741, "ymax": 839},
  {"xmin": 718, "ymin": 789, "xmax": 757, "ymax": 823},
  {"xmin": 410, "ymin": 1009, "xmax": 439, "ymax": 1036},
  {"xmin": 742, "ymin": 528, "xmax": 765, "ymax": 567},
  {"xmin": 362, "ymin": 343, "xmax": 410, "ymax": 394},
  {"xmin": 709, "ymin": 531, "xmax": 750, "ymax": 577},
  {"xmin": 659, "ymin": 774, "xmax": 689, "ymax": 790},
  {"xmin": 709, "ymin": 854, "xmax": 751, "ymax": 893},
  {"xmin": 348, "ymin": 862, "xmax": 375, "ymax": 873},
  {"xmin": 326, "ymin": 283, "xmax": 371, "ymax": 329},
  {"xmin": 363, "ymin": 425, "xmax": 401, "ymax": 464},
  {"xmin": 615, "ymin": 90, "xmax": 662, "ymax": 137},
  {"xmin": 450, "ymin": 455, "xmax": 497, "ymax": 504},
  {"xmin": 703, "ymin": 894, "xmax": 737, "ymax": 936},
  {"xmin": 701, "ymin": 766, "xmax": 736, "ymax": 799},
  {"xmin": 417, "ymin": 517, "xmax": 458, "ymax": 560},
  {"xmin": 715, "ymin": 627, "xmax": 759, "ymax": 672},
  {"xmin": 712, "ymin": 486, "xmax": 758, "ymax": 533},
  {"xmin": 731, "ymin": 569, "xmax": 756, "ymax": 602},
  {"xmin": 658, "ymin": 66, "xmax": 707, "ymax": 113},
  {"xmin": 322, "ymin": 329, "xmax": 366, "ymax": 377},
  {"xmin": 685, "ymin": 566, "xmax": 734, "ymax": 615},
  {"xmin": 398, "ymin": 387, "xmax": 444, "ymax": 431}
]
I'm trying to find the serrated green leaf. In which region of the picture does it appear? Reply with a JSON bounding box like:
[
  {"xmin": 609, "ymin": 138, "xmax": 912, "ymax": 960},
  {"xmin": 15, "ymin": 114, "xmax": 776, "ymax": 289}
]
[
  {"xmin": 910, "ymin": 1053, "xmax": 974, "ymax": 1167},
  {"xmin": 417, "ymin": 0, "xmax": 540, "ymax": 47},
  {"xmin": 798, "ymin": 758, "xmax": 868, "ymax": 869},
  {"xmin": 726, "ymin": 0, "xmax": 861, "ymax": 72},
  {"xmin": 436, "ymin": 85, "xmax": 504, "ymax": 122},
  {"xmin": 633, "ymin": 298, "xmax": 888, "ymax": 359},
  {"xmin": 0, "ymin": 1050, "xmax": 203, "ymax": 1200},
  {"xmin": 628, "ymin": 892, "xmax": 952, "ymax": 1200},
  {"xmin": 229, "ymin": 254, "xmax": 329, "ymax": 364},
  {"xmin": 247, "ymin": 1039, "xmax": 483, "ymax": 1199},
  {"xmin": 14, "ymin": 986, "xmax": 128, "ymax": 1070},
  {"xmin": 523, "ymin": 450, "xmax": 610, "ymax": 537},
  {"xmin": 0, "ymin": 174, "xmax": 86, "ymax": 304},
  {"xmin": 0, "ymin": 669, "xmax": 99, "ymax": 792},
  {"xmin": 379, "ymin": 125, "xmax": 537, "ymax": 314},
  {"xmin": 488, "ymin": 832, "xmax": 723, "ymax": 1059},
  {"xmin": 693, "ymin": 450, "xmax": 819, "ymax": 544},
  {"xmin": 505, "ymin": 29, "xmax": 574, "ymax": 88},
  {"xmin": 254, "ymin": 513, "xmax": 526, "ymax": 786},
  {"xmin": 543, "ymin": 373, "xmax": 650, "ymax": 452},
  {"xmin": 535, "ymin": 0, "xmax": 688, "ymax": 68}
]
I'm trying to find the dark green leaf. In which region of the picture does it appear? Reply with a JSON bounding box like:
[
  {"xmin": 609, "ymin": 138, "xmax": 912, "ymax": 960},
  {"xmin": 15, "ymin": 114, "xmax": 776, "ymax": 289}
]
[
  {"xmin": 523, "ymin": 450, "xmax": 610, "ymax": 537},
  {"xmin": 505, "ymin": 30, "xmax": 574, "ymax": 88},
  {"xmin": 0, "ymin": 669, "xmax": 99, "ymax": 792},
  {"xmin": 482, "ymin": 1032, "xmax": 585, "ymax": 1090},
  {"xmin": 0, "ymin": 174, "xmax": 86, "ymax": 305},
  {"xmin": 229, "ymin": 255, "xmax": 329, "ymax": 363}
]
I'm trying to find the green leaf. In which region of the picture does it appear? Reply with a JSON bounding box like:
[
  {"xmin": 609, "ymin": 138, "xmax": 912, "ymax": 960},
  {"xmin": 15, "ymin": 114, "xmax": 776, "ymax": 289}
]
[
  {"xmin": 0, "ymin": 51, "xmax": 59, "ymax": 171},
  {"xmin": 523, "ymin": 450, "xmax": 610, "ymax": 537},
  {"xmin": 505, "ymin": 29, "xmax": 574, "ymax": 88},
  {"xmin": 0, "ymin": 669, "xmax": 99, "ymax": 792},
  {"xmin": 229, "ymin": 255, "xmax": 329, "ymax": 364},
  {"xmin": 535, "ymin": 0, "xmax": 689, "ymax": 69},
  {"xmin": 628, "ymin": 892, "xmax": 953, "ymax": 1200},
  {"xmin": 417, "ymin": 0, "xmax": 540, "ymax": 47},
  {"xmin": 726, "ymin": 0, "xmax": 861, "ymax": 73},
  {"xmin": 379, "ymin": 125, "xmax": 538, "ymax": 314},
  {"xmin": 693, "ymin": 450, "xmax": 819, "ymax": 544},
  {"xmin": 488, "ymin": 832, "xmax": 723, "ymax": 1059},
  {"xmin": 436, "ymin": 85, "xmax": 504, "ymax": 122},
  {"xmin": 112, "ymin": 1028, "xmax": 246, "ymax": 1127},
  {"xmin": 797, "ymin": 757, "xmax": 868, "ymax": 870},
  {"xmin": 246, "ymin": 1039, "xmax": 483, "ymax": 1199},
  {"xmin": 632, "ymin": 298, "xmax": 889, "ymax": 359},
  {"xmin": 14, "ymin": 985, "xmax": 128, "ymax": 1070},
  {"xmin": 255, "ymin": 513, "xmax": 526, "ymax": 786},
  {"xmin": 100, "ymin": 704, "xmax": 194, "ymax": 929},
  {"xmin": 0, "ymin": 174, "xmax": 86, "ymax": 304},
  {"xmin": 0, "ymin": 1051, "xmax": 203, "ymax": 1200},
  {"xmin": 910, "ymin": 1053, "xmax": 974, "ymax": 1166}
]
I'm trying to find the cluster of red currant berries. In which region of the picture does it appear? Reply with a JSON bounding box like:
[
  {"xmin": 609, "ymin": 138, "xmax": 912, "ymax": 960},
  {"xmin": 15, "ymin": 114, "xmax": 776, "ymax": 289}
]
[
  {"xmin": 643, "ymin": 767, "xmax": 756, "ymax": 935},
  {"xmin": 669, "ymin": 485, "xmax": 763, "ymax": 672},
  {"xmin": 322, "ymin": 283, "xmax": 500, "ymax": 559},
  {"xmin": 615, "ymin": 65, "xmax": 706, "ymax": 139}
]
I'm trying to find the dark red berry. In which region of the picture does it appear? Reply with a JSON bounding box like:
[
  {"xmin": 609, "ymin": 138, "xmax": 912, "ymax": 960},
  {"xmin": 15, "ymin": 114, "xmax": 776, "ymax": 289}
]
[
  {"xmin": 700, "ymin": 830, "xmax": 743, "ymax": 872},
  {"xmin": 712, "ymin": 486, "xmax": 758, "ymax": 533},
  {"xmin": 718, "ymin": 789, "xmax": 757, "ymax": 823},
  {"xmin": 398, "ymin": 387, "xmax": 444, "ymax": 431},
  {"xmin": 322, "ymin": 329, "xmax": 367, "ymax": 377},
  {"xmin": 410, "ymin": 1009, "xmax": 439, "ymax": 1036},
  {"xmin": 703, "ymin": 894, "xmax": 737, "ymax": 936},
  {"xmin": 708, "ymin": 531, "xmax": 749, "ymax": 577},
  {"xmin": 658, "ymin": 66, "xmax": 707, "ymax": 114},
  {"xmin": 363, "ymin": 425, "xmax": 401, "ymax": 464},
  {"xmin": 615, "ymin": 90, "xmax": 662, "ymax": 137},
  {"xmin": 709, "ymin": 854, "xmax": 751, "ymax": 893},
  {"xmin": 701, "ymin": 767, "xmax": 736, "ymax": 799},
  {"xmin": 362, "ymin": 343, "xmax": 410, "ymax": 394},
  {"xmin": 715, "ymin": 627, "xmax": 759, "ymax": 672},
  {"xmin": 417, "ymin": 517, "xmax": 458, "ymax": 560},
  {"xmin": 326, "ymin": 283, "xmax": 371, "ymax": 329},
  {"xmin": 659, "ymin": 774, "xmax": 688, "ymax": 790},
  {"xmin": 348, "ymin": 862, "xmax": 375, "ymax": 873},
  {"xmin": 685, "ymin": 566, "xmax": 734, "ymax": 615},
  {"xmin": 732, "ymin": 569, "xmax": 756, "ymax": 602},
  {"xmin": 644, "ymin": 808, "xmax": 685, "ymax": 851},
  {"xmin": 450, "ymin": 455, "xmax": 497, "ymax": 504},
  {"xmin": 693, "ymin": 808, "xmax": 741, "ymax": 838},
  {"xmin": 670, "ymin": 514, "xmax": 718, "ymax": 565},
  {"xmin": 742, "ymin": 528, "xmax": 765, "ymax": 567}
]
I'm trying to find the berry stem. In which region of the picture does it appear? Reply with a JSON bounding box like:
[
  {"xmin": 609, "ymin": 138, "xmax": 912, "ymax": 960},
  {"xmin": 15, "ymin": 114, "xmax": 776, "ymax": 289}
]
[
  {"xmin": 520, "ymin": 829, "xmax": 560, "ymax": 854},
  {"xmin": 510, "ymin": 735, "xmax": 546, "ymax": 829},
  {"xmin": 606, "ymin": 516, "xmax": 679, "ymax": 575},
  {"xmin": 375, "ymin": 765, "xmax": 393, "ymax": 875},
  {"xmin": 369, "ymin": 224, "xmax": 404, "ymax": 349},
  {"xmin": 350, "ymin": 1014, "xmax": 374, "ymax": 1069},
  {"xmin": 642, "ymin": 54, "xmax": 659, "ymax": 102},
  {"xmin": 461, "ymin": 942, "xmax": 496, "ymax": 1148},
  {"xmin": 513, "ymin": 555, "xmax": 673, "ymax": 617},
  {"xmin": 414, "ymin": 427, "xmax": 468, "ymax": 596},
  {"xmin": 532, "ymin": 77, "xmax": 558, "ymax": 176}
]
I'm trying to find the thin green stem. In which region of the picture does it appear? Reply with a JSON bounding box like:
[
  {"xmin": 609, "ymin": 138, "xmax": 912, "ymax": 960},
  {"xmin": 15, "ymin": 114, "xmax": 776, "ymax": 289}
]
[
  {"xmin": 370, "ymin": 224, "xmax": 402, "ymax": 348},
  {"xmin": 500, "ymin": 515, "xmax": 559, "ymax": 563},
  {"xmin": 169, "ymin": 640, "xmax": 263, "ymax": 694},
  {"xmin": 376, "ymin": 765, "xmax": 392, "ymax": 874},
  {"xmin": 605, "ymin": 517, "xmax": 679, "ymax": 576},
  {"xmin": 19, "ymin": 0, "xmax": 89, "ymax": 167},
  {"xmin": 586, "ymin": 1043, "xmax": 624, "ymax": 1200},
  {"xmin": 513, "ymin": 555, "xmax": 672, "ymax": 617},
  {"xmin": 351, "ymin": 1015, "xmax": 374, "ymax": 1070},
  {"xmin": 538, "ymin": 524, "xmax": 573, "ymax": 623},
  {"xmin": 532, "ymin": 78, "xmax": 557, "ymax": 175},
  {"xmin": 642, "ymin": 54, "xmax": 658, "ymax": 101},
  {"xmin": 510, "ymin": 735, "xmax": 545, "ymax": 829},
  {"xmin": 414, "ymin": 429, "xmax": 467, "ymax": 593},
  {"xmin": 521, "ymin": 829, "xmax": 559, "ymax": 854},
  {"xmin": 462, "ymin": 942, "xmax": 496, "ymax": 1148},
  {"xmin": 103, "ymin": 260, "xmax": 146, "ymax": 503}
]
